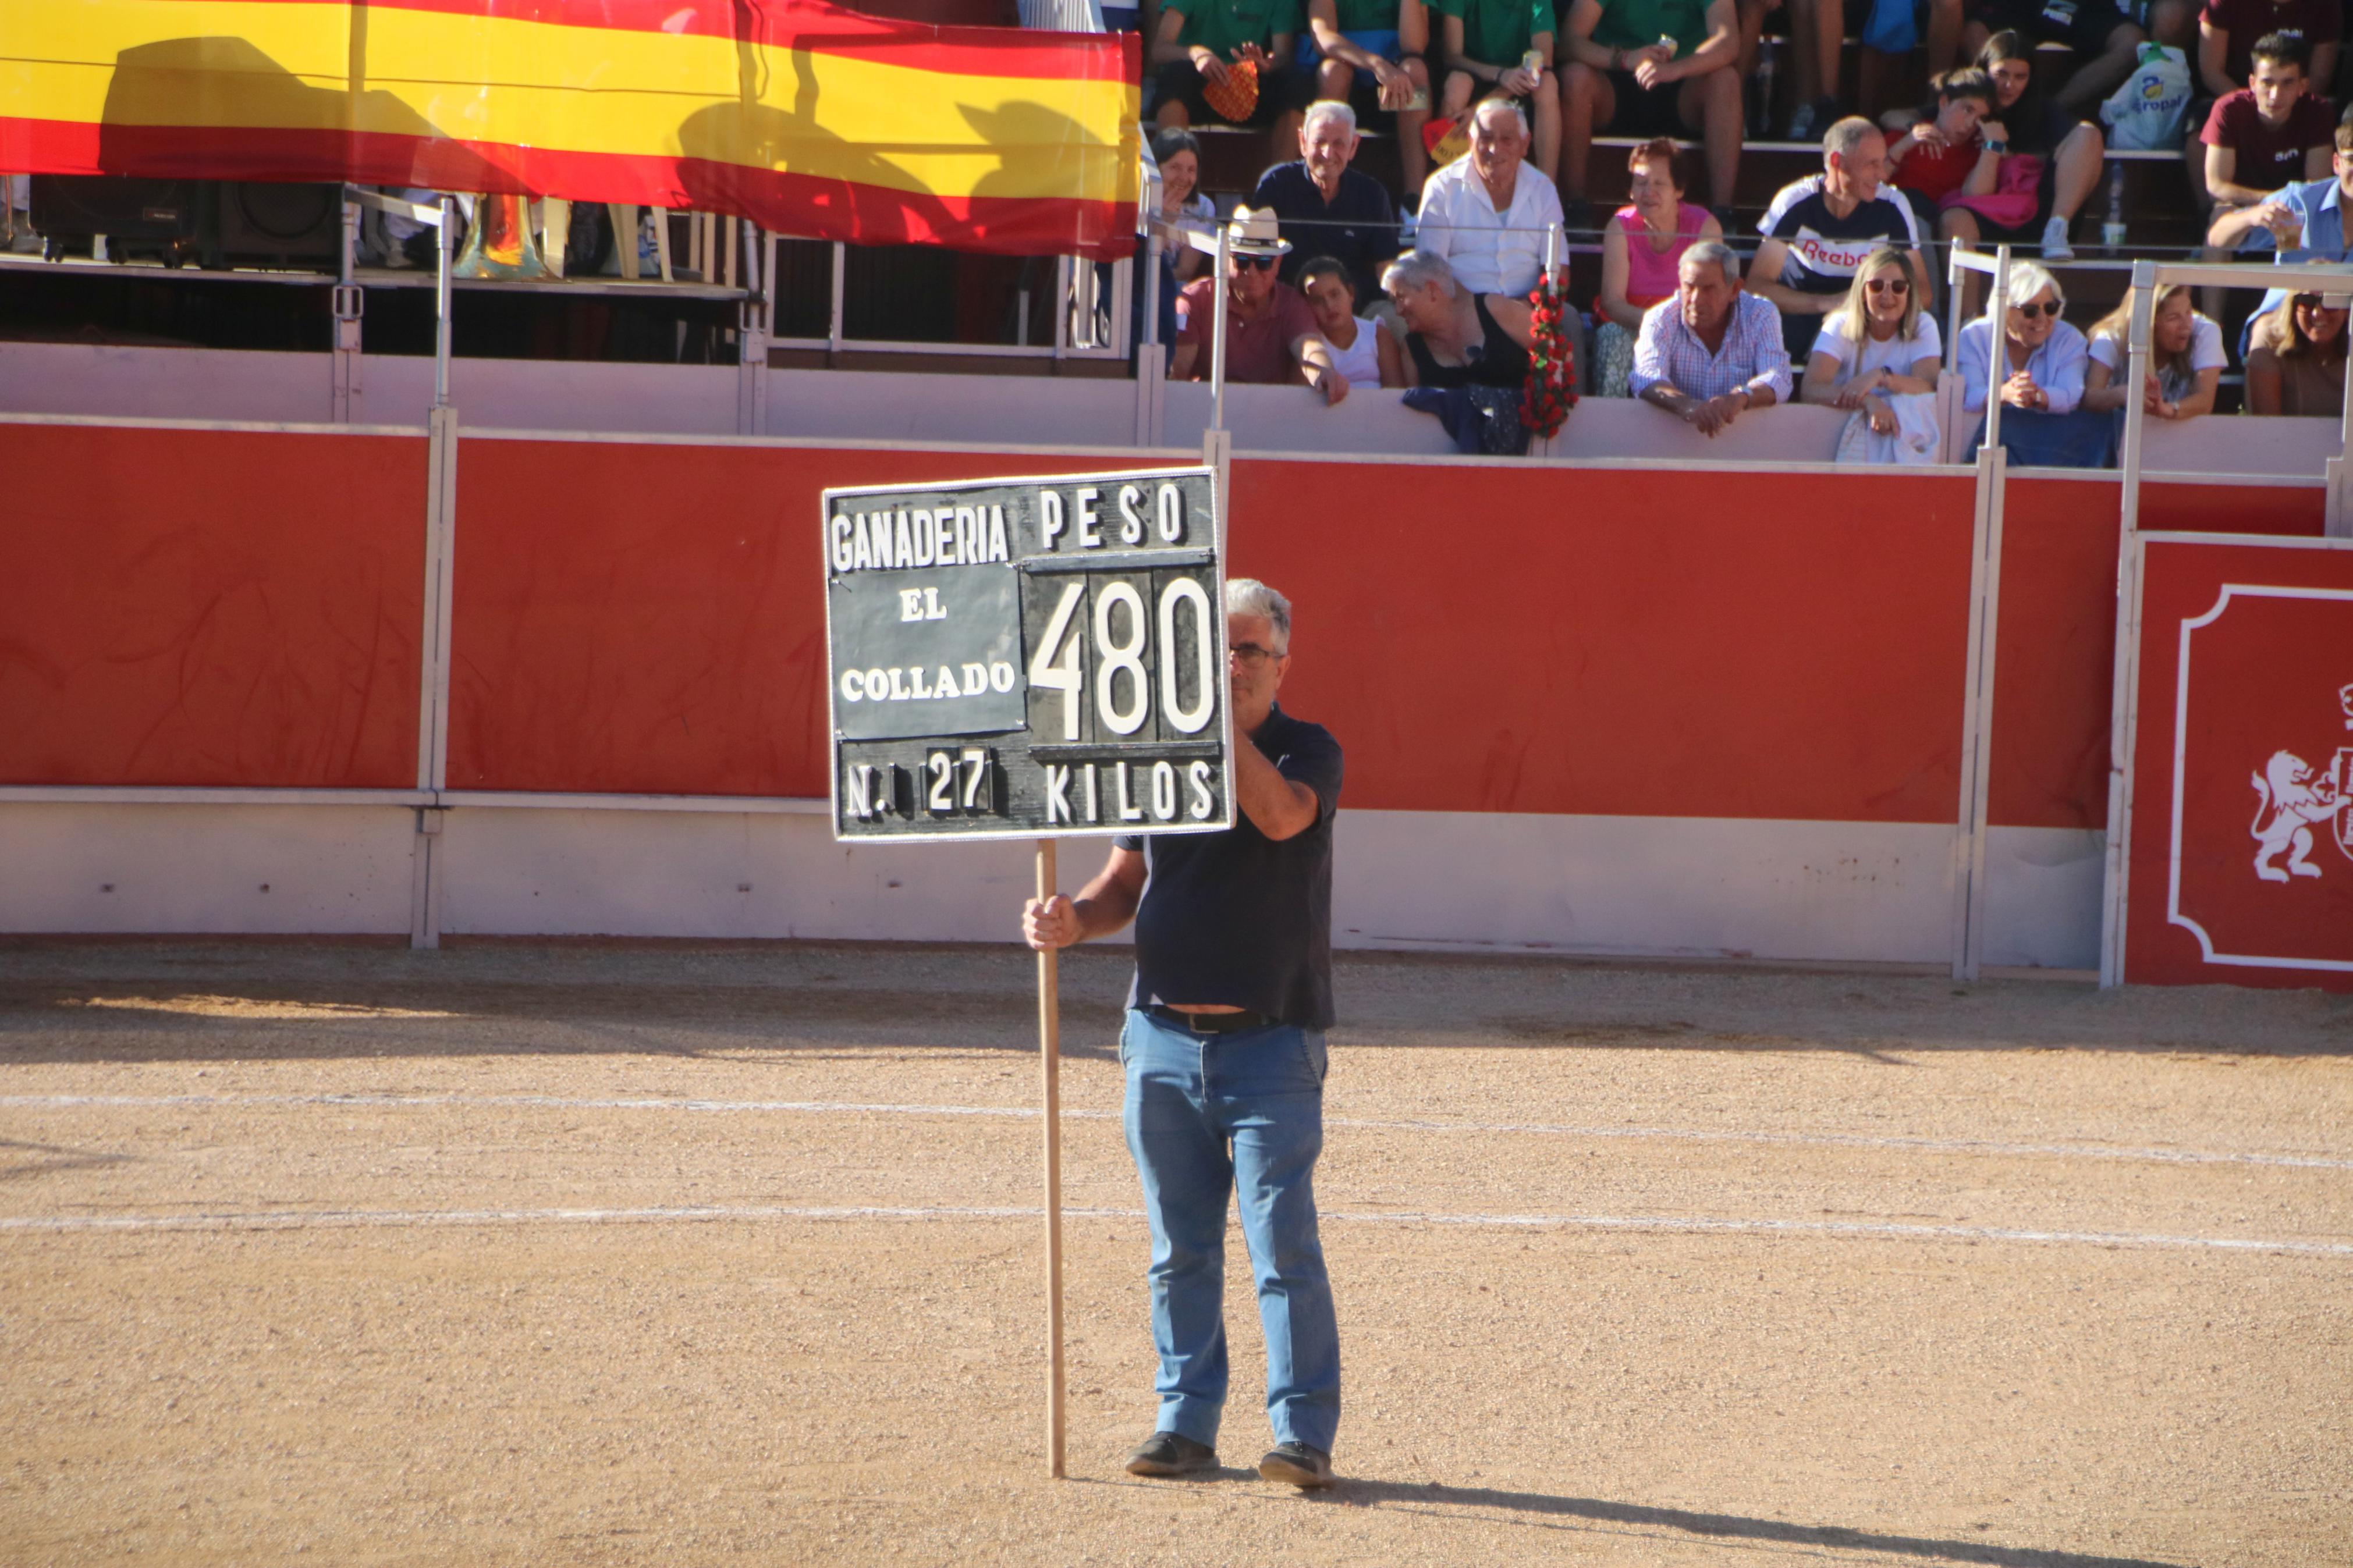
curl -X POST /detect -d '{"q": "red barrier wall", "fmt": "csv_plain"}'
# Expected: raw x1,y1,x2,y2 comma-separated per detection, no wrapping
2124,536,2353,990
2141,479,2326,537
447,441,1159,796
1229,461,1979,823
0,422,427,788
1988,478,2118,830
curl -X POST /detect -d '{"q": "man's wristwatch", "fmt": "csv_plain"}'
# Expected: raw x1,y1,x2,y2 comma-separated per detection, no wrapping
1983,139,2008,154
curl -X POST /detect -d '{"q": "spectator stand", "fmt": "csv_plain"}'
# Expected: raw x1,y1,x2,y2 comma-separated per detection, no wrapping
2097,256,2353,989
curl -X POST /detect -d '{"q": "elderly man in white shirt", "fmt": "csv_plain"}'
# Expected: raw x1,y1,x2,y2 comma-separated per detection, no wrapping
1413,97,1566,300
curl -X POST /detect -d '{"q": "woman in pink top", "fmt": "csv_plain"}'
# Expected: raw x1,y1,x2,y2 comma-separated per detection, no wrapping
1595,139,1721,397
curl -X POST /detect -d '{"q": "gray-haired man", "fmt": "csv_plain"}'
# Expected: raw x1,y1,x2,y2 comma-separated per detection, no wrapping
1251,100,1403,298
1751,116,1930,356
1021,578,1345,1489
1630,240,1793,435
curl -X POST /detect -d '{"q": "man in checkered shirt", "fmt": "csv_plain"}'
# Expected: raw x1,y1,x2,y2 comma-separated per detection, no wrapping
1628,239,1792,438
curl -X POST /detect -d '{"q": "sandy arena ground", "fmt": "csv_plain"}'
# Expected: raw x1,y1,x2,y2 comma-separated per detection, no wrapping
0,938,2348,1567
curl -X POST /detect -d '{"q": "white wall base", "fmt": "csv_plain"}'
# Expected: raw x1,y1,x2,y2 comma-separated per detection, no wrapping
1979,825,2106,972
0,802,420,934
0,802,2102,969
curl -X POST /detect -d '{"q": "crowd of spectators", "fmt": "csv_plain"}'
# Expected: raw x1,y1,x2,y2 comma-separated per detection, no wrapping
1124,0,2353,453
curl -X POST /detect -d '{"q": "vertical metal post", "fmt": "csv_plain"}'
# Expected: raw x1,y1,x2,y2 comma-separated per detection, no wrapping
411,403,459,950
828,241,847,357
1053,255,1072,360
1980,246,2010,460
1210,225,1232,433
434,195,454,410
2334,300,2353,537
2099,534,2148,987
739,225,771,437
1141,232,1163,349
1034,837,1066,1479
331,197,362,424
2116,260,2156,535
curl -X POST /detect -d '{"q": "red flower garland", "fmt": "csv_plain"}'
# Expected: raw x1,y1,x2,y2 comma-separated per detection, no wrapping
1521,273,1576,439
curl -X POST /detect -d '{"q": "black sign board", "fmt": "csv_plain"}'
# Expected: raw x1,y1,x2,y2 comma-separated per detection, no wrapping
824,467,1233,842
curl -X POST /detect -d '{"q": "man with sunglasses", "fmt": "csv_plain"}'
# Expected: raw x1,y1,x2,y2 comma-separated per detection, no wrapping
1021,578,1347,1490
1170,207,1353,404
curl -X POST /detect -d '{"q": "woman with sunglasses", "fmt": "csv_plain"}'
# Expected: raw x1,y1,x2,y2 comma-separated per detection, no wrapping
1955,258,2085,417
2082,284,2225,421
2245,289,2350,418
1799,247,1940,436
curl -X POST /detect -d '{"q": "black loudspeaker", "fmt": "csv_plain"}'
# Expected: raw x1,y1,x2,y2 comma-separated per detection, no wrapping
29,175,201,263
212,180,342,265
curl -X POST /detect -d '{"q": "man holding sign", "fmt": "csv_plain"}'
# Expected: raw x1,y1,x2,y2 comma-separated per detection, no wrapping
1021,578,1345,1489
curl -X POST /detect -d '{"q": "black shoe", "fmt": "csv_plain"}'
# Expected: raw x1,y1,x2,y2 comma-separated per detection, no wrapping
1258,1441,1335,1488
1710,203,1741,239
1126,1431,1218,1477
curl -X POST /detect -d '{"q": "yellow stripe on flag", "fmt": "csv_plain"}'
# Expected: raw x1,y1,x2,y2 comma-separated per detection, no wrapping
1,0,1137,206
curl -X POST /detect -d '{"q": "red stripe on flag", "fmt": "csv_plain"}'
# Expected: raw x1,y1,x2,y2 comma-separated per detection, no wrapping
0,116,1135,259
115,0,1141,79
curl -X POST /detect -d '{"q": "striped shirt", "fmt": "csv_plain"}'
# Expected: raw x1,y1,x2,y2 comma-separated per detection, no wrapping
1628,291,1794,404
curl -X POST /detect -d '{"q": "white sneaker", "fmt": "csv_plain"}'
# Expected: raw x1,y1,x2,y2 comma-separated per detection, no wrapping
2040,215,2074,262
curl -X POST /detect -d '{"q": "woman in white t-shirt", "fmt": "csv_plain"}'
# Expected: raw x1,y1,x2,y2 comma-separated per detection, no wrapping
1798,246,1942,436
1297,254,1400,391
2081,285,2226,420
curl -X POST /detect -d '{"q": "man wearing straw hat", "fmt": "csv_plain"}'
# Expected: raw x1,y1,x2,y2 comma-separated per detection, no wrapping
1021,577,1346,1490
1169,207,1353,403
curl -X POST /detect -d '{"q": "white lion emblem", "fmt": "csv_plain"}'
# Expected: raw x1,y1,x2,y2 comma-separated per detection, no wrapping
2250,750,2347,882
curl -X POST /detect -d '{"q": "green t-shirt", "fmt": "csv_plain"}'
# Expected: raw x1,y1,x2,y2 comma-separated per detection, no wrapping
1589,0,1710,58
1171,0,1305,56
1439,0,1554,65
1326,0,1400,32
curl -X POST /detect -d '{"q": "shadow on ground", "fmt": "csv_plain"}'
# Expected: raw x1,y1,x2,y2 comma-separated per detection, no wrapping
1090,1473,2189,1568
0,938,2345,1065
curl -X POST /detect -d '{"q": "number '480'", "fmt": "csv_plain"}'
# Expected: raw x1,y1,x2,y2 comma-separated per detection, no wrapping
1027,575,1218,741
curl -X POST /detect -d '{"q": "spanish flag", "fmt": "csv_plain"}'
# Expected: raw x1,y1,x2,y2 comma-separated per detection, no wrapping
0,0,1141,258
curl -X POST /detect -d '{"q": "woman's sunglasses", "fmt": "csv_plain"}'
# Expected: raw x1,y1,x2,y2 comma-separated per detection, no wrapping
1865,278,1910,296
2011,301,2060,319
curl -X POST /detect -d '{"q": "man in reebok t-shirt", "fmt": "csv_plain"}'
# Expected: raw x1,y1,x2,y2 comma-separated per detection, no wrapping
1750,117,1928,355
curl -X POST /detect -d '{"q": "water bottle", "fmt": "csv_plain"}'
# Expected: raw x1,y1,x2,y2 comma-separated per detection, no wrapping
1750,47,1776,139
2101,162,2127,253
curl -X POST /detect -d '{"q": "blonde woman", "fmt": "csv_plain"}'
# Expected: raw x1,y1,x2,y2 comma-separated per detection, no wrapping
1799,246,1941,436
2082,285,2225,420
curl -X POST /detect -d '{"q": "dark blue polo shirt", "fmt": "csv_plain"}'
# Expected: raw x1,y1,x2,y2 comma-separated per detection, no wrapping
1252,161,1401,301
1116,705,1343,1031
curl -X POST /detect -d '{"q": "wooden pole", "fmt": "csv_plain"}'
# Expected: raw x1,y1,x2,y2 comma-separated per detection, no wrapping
1035,837,1067,1478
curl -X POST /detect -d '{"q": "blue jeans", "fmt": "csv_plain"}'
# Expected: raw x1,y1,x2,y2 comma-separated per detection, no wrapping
1120,1008,1339,1452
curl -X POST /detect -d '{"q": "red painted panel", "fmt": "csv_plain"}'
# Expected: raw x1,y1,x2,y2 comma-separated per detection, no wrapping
2124,537,2353,990
2141,480,2326,536
1227,461,1978,823
0,422,427,788
1988,478,2119,830
448,441,1156,795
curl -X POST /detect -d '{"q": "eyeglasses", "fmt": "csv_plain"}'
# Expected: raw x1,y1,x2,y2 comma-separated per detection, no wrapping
2012,301,2061,319
1865,278,1910,296
1229,253,1279,272
1229,641,1284,666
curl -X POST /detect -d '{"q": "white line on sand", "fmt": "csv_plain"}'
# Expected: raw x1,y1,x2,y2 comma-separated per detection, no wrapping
5,1092,2346,1172
1,1203,2347,1257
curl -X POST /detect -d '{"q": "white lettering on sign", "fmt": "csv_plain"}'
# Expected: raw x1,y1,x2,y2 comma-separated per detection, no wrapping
1041,490,1065,548
897,586,949,623
1083,762,1099,822
1115,760,1143,822
836,506,1011,573
1157,483,1184,542
1045,763,1074,824
1076,486,1102,547
1188,760,1215,819
837,662,1014,704
1116,484,1146,545
1094,582,1149,736
1151,760,1177,820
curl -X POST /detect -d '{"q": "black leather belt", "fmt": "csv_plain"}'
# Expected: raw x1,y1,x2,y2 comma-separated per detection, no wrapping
1147,1005,1277,1034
